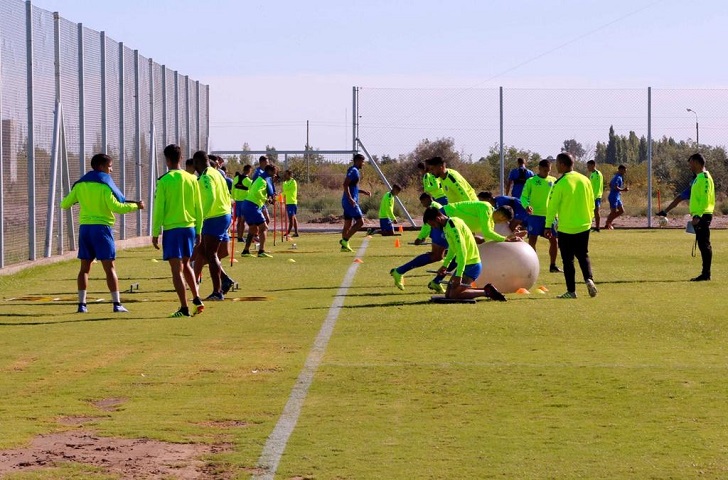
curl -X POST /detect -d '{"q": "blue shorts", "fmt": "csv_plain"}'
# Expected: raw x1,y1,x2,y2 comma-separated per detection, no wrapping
380,218,394,233
430,228,448,248
513,204,528,223
608,194,622,210
526,215,557,238
162,227,195,260
435,196,448,206
78,224,115,261
286,204,297,216
595,198,602,209
342,198,363,220
202,214,231,241
241,200,266,226
462,263,482,282
234,201,246,218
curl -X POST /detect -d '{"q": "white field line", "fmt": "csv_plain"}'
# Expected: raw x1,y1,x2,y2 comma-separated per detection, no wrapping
253,238,369,480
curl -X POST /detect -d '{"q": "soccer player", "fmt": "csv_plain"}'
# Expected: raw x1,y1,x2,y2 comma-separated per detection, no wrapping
377,184,402,236
282,170,299,237
60,153,143,313
520,159,561,273
442,200,517,244
586,160,604,232
656,153,715,281
604,164,629,229
252,156,274,223
423,207,506,301
506,157,535,198
232,165,253,242
425,156,477,203
340,153,371,252
417,162,447,205
545,152,597,299
479,192,528,232
152,144,205,317
192,150,232,300
185,159,196,175
240,164,277,258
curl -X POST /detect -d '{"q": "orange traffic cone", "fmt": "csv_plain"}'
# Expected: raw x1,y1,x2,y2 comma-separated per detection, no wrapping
398,225,404,234
394,238,401,248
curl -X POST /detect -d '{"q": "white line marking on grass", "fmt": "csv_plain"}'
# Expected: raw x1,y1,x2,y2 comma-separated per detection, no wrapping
253,238,369,480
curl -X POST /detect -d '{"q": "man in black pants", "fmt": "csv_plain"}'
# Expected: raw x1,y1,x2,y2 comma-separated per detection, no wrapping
545,153,597,298
657,153,715,281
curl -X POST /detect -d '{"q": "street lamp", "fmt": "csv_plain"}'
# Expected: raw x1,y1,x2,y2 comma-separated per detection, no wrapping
686,108,699,147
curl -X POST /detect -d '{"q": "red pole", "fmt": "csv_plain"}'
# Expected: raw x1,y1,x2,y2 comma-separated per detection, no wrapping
230,212,236,267
272,198,277,246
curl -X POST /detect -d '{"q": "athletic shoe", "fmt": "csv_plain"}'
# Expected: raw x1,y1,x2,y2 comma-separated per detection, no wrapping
549,265,563,273
427,280,446,294
340,239,353,252
292,233,300,237
113,304,129,313
258,251,273,258
366,228,375,236
192,300,205,315
77,303,88,313
390,269,405,290
591,227,600,233
483,283,507,302
586,279,598,297
236,237,244,242
557,291,578,299
205,292,224,301
221,276,235,294
690,274,711,282
241,250,252,257
169,308,191,318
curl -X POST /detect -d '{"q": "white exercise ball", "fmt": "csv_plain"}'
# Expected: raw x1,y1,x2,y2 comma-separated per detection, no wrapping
473,241,540,293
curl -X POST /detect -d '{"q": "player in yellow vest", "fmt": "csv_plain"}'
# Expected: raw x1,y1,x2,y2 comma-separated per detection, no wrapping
520,159,561,273
282,170,299,237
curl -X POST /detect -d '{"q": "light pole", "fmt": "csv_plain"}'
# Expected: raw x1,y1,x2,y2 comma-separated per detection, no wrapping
687,108,699,147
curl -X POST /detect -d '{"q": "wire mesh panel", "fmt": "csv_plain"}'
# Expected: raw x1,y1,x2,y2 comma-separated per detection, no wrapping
189,80,199,152
178,74,189,157
200,84,209,150
82,27,102,166
164,67,177,147
0,0,30,264
104,38,122,239
123,45,137,237
152,62,165,177
138,54,151,234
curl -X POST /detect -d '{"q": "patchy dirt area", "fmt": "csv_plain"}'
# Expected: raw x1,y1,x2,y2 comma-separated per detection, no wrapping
0,429,230,479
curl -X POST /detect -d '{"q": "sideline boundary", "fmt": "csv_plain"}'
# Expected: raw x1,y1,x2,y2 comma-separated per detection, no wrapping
253,238,369,479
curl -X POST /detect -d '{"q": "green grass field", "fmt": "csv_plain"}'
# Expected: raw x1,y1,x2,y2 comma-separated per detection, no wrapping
1,229,727,479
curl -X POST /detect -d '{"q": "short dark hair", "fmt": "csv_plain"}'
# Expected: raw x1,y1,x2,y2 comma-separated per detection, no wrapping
517,157,525,164
477,191,493,201
192,150,210,167
419,192,433,202
163,144,182,163
243,164,252,173
90,153,111,170
538,159,550,168
495,205,514,221
264,164,277,175
618,164,627,170
423,206,443,223
689,152,705,165
417,162,426,170
259,155,268,163
586,160,596,166
185,158,194,167
392,183,402,191
425,156,444,167
556,152,573,168
353,153,365,162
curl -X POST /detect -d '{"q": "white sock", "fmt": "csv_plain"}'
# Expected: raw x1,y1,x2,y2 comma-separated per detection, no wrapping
111,291,121,304
78,290,87,304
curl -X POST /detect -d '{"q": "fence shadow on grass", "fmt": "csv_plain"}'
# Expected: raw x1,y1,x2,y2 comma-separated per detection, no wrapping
0,316,127,326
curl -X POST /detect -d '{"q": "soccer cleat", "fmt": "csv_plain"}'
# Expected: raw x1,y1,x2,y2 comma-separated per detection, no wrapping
483,283,507,302
390,269,405,290
549,265,563,273
258,251,273,258
221,276,235,294
192,300,205,315
292,233,300,237
113,304,129,313
236,237,244,242
241,250,252,257
339,239,353,252
557,291,578,299
169,308,191,318
586,279,598,297
205,292,224,301
591,227,600,233
690,274,711,282
366,228,375,236
77,303,88,313
427,280,446,294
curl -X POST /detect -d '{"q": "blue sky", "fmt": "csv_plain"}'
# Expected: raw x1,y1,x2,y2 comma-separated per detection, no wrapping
29,0,728,157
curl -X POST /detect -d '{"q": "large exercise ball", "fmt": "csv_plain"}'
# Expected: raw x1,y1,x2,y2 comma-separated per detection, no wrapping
473,241,540,293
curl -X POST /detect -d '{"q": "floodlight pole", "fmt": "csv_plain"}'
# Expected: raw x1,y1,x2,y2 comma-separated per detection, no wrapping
687,108,699,147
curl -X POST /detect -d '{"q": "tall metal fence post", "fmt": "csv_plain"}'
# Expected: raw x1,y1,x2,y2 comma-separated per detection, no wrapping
352,87,358,153
161,65,167,147
499,86,504,195
100,31,107,154
45,11,61,257
78,22,85,174
118,42,126,239
134,49,142,236
196,80,201,150
174,71,179,146
148,58,155,235
205,85,210,150
185,75,190,157
0,32,4,268
647,87,653,228
26,0,37,260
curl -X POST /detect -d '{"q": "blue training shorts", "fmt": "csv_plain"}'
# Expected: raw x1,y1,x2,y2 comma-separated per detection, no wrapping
162,227,195,260
595,198,602,209
234,201,246,218
462,263,482,282
202,214,231,241
380,218,394,233
78,224,115,261
526,215,557,238
241,200,266,226
286,204,298,216
435,196,449,206
608,193,622,210
342,198,363,220
430,228,448,248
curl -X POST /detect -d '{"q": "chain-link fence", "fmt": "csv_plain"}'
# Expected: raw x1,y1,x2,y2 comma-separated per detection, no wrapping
0,0,209,268
357,87,728,226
